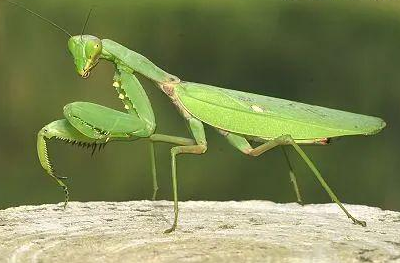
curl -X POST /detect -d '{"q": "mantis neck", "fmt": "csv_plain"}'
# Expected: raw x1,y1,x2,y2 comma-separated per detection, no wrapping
100,39,180,85
100,39,183,110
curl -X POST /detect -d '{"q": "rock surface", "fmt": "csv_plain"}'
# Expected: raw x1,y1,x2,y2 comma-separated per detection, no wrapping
0,201,399,262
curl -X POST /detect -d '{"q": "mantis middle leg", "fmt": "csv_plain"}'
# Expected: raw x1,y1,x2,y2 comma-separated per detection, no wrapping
224,132,366,227
149,134,196,201
150,118,207,233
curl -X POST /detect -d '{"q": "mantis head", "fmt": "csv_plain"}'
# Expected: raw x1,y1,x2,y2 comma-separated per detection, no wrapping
7,1,100,78
68,35,102,78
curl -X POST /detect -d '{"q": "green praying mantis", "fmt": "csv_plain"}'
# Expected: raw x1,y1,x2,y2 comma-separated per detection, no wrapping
8,1,386,233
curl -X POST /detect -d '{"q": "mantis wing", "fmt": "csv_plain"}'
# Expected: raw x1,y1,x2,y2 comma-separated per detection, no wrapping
175,82,386,140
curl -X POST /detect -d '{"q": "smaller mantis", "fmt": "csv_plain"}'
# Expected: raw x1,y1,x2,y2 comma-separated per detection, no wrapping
8,1,386,233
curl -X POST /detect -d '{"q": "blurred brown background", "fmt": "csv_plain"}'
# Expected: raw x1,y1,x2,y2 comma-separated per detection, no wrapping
0,0,398,211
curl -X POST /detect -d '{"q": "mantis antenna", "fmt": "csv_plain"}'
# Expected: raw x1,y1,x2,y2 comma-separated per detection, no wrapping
80,7,94,42
6,0,72,37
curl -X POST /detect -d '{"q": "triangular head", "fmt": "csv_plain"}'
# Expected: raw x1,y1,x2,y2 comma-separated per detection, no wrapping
68,35,102,78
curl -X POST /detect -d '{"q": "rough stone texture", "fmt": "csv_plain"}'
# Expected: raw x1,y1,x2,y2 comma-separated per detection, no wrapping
0,201,399,263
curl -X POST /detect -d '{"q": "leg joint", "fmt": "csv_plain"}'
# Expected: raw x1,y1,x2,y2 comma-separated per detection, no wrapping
278,134,294,144
247,149,259,157
171,144,207,156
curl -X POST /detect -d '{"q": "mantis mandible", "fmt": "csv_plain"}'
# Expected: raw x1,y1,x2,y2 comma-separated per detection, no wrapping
8,1,386,233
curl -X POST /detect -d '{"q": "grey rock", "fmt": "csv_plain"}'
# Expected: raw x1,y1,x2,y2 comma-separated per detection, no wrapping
0,201,399,262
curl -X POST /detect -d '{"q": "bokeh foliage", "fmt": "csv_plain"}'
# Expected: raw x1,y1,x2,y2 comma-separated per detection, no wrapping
0,0,398,210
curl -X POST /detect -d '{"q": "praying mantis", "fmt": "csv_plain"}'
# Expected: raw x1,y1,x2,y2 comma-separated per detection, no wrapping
8,1,386,233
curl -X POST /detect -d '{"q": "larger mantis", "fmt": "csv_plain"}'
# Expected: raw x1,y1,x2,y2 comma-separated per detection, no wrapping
9,1,386,233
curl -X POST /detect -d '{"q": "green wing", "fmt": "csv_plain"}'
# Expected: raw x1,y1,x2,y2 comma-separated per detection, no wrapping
175,82,386,140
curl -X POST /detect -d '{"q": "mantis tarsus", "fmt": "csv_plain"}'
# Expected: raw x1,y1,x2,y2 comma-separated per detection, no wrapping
9,1,386,233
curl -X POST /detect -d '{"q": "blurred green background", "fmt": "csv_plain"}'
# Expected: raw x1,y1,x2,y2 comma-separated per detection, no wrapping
0,0,398,211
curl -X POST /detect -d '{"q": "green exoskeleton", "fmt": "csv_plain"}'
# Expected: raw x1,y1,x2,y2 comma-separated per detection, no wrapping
9,1,386,233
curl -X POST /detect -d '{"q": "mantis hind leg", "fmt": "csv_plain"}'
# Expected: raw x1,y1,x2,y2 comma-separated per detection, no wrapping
224,132,366,227
281,146,303,205
223,132,302,204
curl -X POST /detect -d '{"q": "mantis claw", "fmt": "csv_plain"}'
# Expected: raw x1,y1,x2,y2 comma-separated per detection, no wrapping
151,188,158,201
62,185,69,209
351,217,367,227
358,221,367,227
55,175,68,180
163,224,177,234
